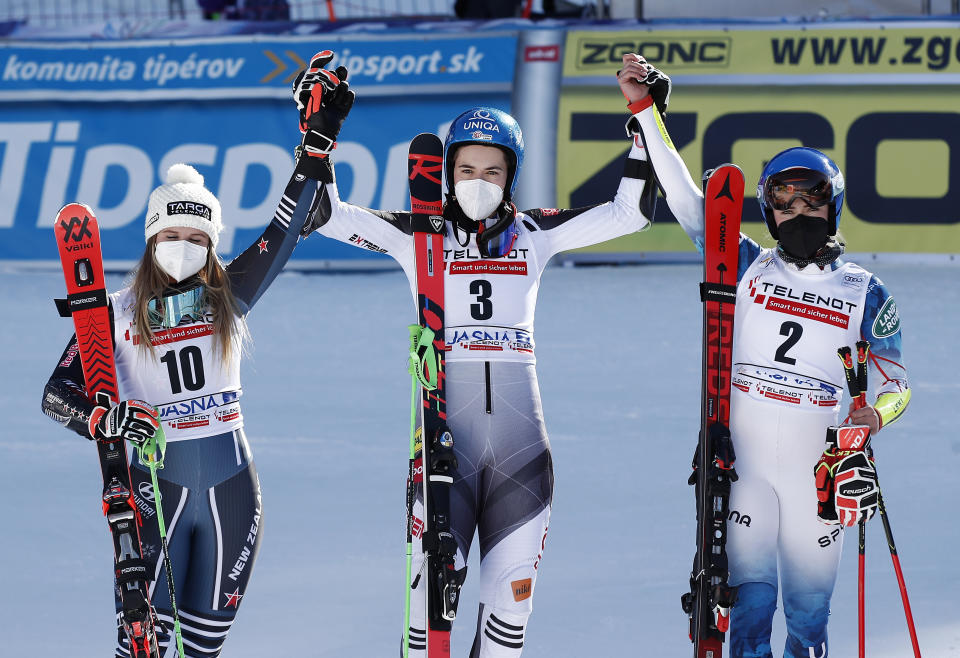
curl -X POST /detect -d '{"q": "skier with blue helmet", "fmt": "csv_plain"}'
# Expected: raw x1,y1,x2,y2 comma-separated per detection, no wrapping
629,57,912,658
290,50,687,656
756,146,847,266
442,106,526,259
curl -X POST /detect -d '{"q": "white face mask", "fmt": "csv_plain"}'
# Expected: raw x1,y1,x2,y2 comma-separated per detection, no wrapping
454,179,504,222
154,240,208,282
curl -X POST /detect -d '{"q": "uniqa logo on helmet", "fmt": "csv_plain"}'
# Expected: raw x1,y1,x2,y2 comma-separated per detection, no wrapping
463,119,501,133
462,109,502,134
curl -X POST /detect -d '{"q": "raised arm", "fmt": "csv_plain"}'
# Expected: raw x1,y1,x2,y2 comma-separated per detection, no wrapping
226,162,329,314
626,55,763,279
525,55,660,257
288,50,415,265
226,51,359,313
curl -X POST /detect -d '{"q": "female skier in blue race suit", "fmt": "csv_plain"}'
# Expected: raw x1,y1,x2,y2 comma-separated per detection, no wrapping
628,54,912,658
42,67,354,657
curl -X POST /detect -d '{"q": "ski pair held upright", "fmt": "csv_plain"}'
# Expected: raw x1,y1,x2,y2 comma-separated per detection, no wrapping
683,165,744,658
404,133,467,658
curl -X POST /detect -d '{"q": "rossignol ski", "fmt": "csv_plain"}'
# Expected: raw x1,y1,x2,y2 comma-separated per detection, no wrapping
54,203,161,658
681,165,744,658
404,133,466,658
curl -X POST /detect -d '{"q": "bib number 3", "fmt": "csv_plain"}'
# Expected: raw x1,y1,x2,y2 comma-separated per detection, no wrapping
469,279,493,320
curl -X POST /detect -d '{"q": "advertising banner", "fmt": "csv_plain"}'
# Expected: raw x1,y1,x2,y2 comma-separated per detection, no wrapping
559,25,960,255
0,33,517,99
0,33,516,265
563,23,960,82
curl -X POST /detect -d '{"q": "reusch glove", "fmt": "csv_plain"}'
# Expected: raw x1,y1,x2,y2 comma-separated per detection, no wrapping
292,50,355,159
832,450,879,526
88,392,161,447
814,424,878,526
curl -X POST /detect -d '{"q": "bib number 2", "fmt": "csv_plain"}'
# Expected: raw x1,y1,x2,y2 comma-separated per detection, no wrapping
774,321,803,365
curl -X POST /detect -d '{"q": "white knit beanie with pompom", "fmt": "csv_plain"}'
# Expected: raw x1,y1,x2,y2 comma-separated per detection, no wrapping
144,163,223,248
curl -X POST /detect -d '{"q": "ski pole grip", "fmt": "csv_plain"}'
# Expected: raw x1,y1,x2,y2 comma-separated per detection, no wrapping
838,346,860,400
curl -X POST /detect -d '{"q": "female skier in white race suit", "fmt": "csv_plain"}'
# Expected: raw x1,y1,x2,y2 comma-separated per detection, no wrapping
628,55,912,658
290,51,679,656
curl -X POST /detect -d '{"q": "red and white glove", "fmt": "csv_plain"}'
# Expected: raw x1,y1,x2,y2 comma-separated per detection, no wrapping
815,424,879,526
292,50,355,159
88,393,160,446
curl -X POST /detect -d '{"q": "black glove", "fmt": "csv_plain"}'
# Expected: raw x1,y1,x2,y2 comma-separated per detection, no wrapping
292,50,355,159
87,392,160,446
641,67,671,116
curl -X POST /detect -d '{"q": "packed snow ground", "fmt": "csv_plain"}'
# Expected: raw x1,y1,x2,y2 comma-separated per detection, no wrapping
1,262,957,657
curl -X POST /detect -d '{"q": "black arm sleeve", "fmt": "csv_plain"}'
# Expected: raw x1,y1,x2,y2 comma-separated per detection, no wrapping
226,157,332,314
42,334,96,438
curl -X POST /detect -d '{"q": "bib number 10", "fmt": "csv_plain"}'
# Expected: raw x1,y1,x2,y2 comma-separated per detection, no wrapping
160,346,206,394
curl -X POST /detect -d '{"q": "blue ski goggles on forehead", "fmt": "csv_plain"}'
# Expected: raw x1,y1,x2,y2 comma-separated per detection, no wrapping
476,218,518,259
148,286,207,328
763,167,833,211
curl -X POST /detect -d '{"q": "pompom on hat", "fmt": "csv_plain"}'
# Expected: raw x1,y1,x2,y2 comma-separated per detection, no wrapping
145,164,223,248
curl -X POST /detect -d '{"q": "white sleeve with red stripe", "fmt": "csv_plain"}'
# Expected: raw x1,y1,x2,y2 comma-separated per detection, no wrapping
314,180,415,267
533,140,651,258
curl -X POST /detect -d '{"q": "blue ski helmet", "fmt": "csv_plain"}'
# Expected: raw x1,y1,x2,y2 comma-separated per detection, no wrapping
444,107,524,199
757,147,845,239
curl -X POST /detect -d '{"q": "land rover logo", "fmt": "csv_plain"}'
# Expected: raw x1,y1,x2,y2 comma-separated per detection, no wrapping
872,297,900,338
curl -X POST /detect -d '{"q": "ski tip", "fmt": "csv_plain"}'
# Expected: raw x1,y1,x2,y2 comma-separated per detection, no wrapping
409,133,443,154
55,202,96,223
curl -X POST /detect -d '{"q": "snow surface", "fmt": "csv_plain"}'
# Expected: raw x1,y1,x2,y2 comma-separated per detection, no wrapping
1,262,958,657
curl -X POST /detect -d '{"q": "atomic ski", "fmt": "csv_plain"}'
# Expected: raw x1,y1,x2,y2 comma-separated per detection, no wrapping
681,165,744,658
405,133,465,658
54,203,161,658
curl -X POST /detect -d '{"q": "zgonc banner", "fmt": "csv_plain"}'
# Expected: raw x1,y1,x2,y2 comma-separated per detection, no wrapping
559,23,960,255
0,32,516,265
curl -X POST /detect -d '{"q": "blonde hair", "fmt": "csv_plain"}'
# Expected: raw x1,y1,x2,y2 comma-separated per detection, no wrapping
131,236,247,364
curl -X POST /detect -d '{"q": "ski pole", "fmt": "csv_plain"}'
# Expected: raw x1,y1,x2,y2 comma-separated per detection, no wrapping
838,345,866,658
844,342,921,657
877,490,922,657
403,325,424,658
138,424,184,658
853,341,871,658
